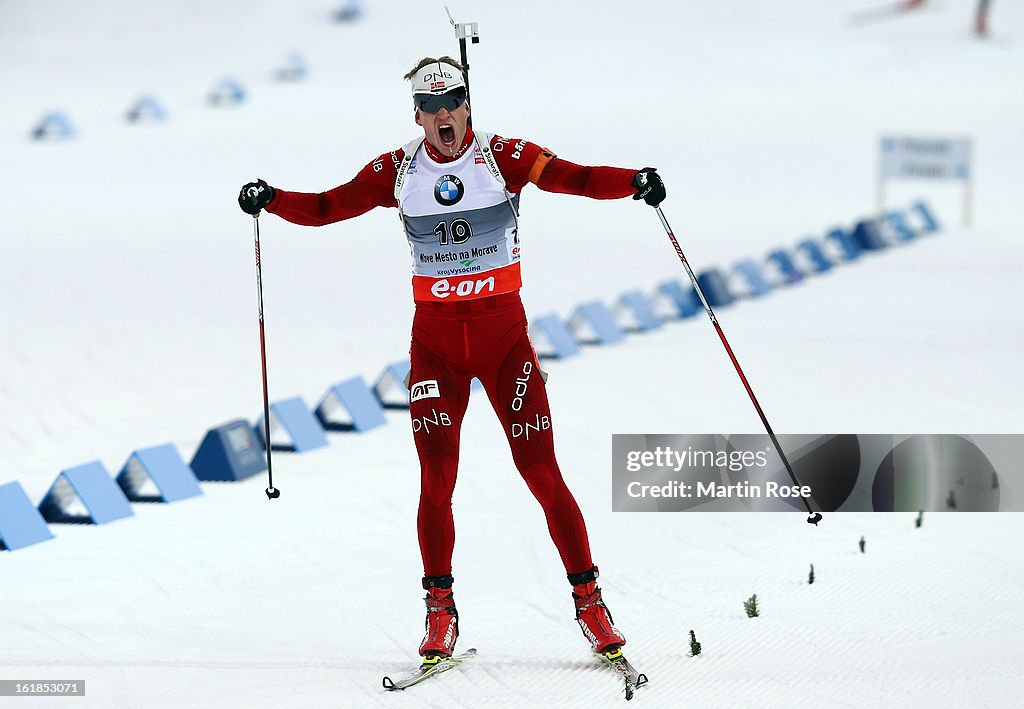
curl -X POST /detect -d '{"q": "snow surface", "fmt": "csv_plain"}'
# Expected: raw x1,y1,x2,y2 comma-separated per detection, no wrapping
2,1,1023,707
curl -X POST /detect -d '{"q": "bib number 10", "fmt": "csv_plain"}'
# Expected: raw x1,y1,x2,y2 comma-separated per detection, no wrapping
434,218,473,246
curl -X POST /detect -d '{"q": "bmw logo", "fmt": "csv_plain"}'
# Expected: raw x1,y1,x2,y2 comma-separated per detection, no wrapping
434,174,464,206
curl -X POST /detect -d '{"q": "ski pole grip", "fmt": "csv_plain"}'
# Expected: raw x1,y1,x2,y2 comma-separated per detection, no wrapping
247,186,261,218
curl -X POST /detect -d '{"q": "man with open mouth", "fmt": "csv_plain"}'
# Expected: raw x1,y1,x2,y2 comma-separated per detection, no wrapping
238,56,666,663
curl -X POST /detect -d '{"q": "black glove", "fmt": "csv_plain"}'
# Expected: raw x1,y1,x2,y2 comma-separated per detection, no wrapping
238,179,276,215
631,168,665,207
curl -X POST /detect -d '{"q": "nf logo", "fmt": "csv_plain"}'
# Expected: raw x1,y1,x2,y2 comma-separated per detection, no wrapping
410,379,440,402
434,175,464,206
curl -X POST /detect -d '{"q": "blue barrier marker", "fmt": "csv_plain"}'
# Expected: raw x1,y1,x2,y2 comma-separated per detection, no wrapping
208,78,247,106
732,259,773,296
883,210,917,242
826,227,861,261
0,482,54,550
658,280,699,318
911,201,941,233
797,239,833,273
117,444,202,503
125,95,168,123
569,301,626,345
766,249,804,285
374,360,411,408
334,0,365,22
852,219,888,251
191,419,267,481
695,269,735,307
316,376,387,432
255,396,329,453
274,52,309,81
31,112,75,140
38,461,134,525
618,291,663,331
530,314,580,359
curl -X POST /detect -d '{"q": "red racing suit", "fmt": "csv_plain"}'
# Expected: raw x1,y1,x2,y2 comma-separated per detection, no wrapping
267,129,636,578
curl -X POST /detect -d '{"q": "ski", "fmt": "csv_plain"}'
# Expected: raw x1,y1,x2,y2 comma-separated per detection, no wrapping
595,648,648,701
848,1,938,26
382,648,477,691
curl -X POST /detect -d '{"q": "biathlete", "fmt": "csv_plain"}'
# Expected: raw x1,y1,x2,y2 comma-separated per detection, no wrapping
238,56,666,660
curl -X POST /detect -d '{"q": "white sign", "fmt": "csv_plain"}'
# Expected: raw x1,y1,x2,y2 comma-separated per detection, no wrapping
880,136,971,180
877,135,973,226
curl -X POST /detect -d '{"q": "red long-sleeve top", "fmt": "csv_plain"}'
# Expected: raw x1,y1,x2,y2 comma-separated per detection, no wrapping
266,129,637,226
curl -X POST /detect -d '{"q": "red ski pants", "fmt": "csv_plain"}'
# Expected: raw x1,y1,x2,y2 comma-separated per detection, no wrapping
408,292,594,578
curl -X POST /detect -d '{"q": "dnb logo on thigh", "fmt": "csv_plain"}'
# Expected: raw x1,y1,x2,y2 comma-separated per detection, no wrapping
412,408,451,434
434,174,464,206
511,415,550,440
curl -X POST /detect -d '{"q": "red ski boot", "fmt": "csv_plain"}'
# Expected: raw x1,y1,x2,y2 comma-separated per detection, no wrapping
418,575,459,658
569,567,626,654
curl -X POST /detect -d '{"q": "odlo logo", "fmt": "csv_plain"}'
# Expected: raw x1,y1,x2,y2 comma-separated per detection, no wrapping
434,174,464,206
511,361,532,412
410,379,440,402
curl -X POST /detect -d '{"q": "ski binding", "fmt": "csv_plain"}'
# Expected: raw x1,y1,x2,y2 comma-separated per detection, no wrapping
382,648,478,691
596,648,649,701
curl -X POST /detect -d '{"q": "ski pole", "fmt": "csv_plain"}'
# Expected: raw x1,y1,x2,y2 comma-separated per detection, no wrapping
249,197,280,501
654,206,822,526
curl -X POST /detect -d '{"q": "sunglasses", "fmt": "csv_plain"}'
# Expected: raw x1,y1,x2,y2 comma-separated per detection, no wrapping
414,89,467,114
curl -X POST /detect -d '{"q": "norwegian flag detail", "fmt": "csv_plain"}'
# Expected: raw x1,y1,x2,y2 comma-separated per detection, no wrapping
430,81,446,91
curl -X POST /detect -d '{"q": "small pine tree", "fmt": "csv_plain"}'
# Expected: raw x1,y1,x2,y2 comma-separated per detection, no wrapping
689,629,702,656
808,564,815,584
992,473,999,490
946,489,957,509
859,536,865,553
915,510,924,528
744,594,759,618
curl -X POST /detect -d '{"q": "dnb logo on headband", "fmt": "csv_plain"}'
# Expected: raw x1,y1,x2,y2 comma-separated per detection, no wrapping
434,174,464,206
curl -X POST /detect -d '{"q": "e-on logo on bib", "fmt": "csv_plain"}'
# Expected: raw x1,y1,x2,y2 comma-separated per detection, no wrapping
434,175,464,206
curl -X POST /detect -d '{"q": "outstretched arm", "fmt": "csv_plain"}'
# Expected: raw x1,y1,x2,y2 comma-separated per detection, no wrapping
239,150,402,226
534,157,637,200
489,135,664,205
267,177,397,226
